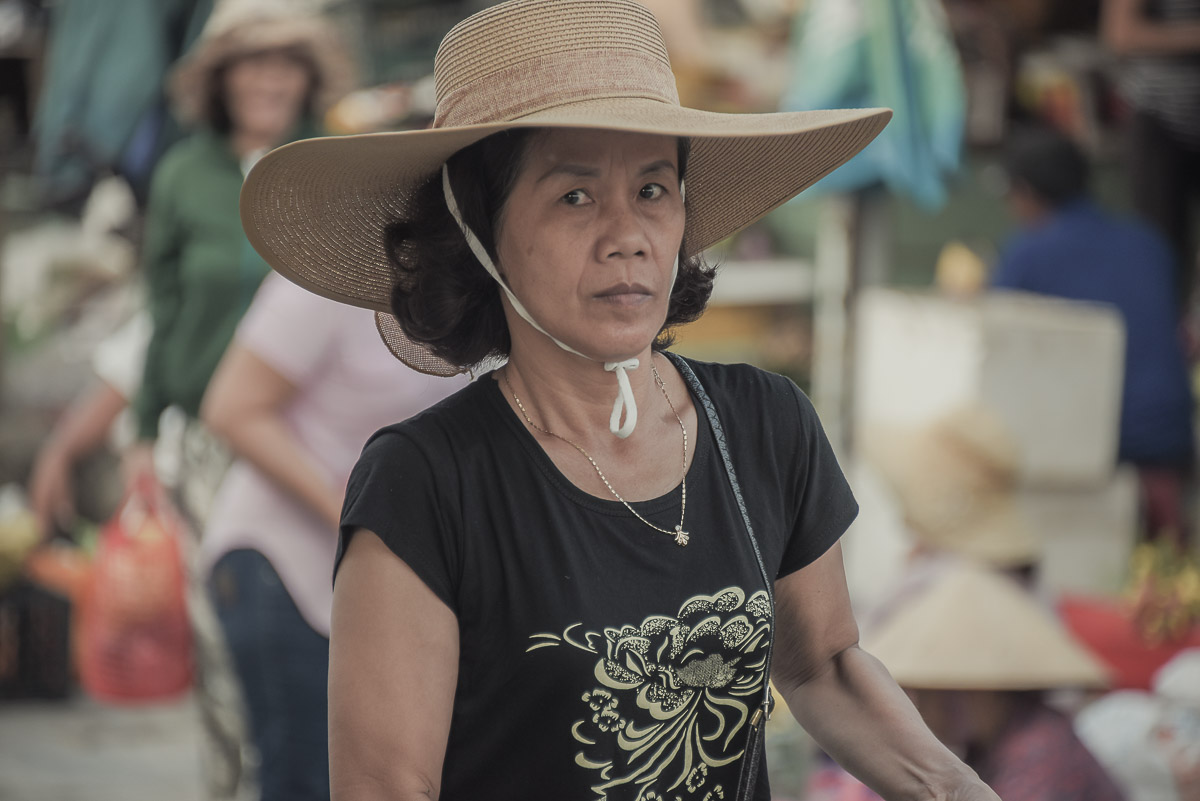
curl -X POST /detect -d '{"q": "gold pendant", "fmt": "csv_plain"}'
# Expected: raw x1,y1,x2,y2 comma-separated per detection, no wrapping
674,526,689,546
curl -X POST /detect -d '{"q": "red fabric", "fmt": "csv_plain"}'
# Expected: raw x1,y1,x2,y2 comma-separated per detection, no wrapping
1059,596,1200,690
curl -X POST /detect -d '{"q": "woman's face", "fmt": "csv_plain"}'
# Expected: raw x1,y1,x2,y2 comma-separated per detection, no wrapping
494,129,685,362
224,49,311,142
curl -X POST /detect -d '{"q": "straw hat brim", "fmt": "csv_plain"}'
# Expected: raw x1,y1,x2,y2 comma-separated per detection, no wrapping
240,100,891,314
863,562,1110,691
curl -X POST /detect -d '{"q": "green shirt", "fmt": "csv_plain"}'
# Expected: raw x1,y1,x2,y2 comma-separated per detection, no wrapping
133,131,269,439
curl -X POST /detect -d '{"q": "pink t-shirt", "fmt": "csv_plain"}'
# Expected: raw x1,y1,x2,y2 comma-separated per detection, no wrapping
200,273,468,635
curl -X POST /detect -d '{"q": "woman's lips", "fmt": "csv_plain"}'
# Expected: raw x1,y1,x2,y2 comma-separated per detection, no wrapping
595,282,652,303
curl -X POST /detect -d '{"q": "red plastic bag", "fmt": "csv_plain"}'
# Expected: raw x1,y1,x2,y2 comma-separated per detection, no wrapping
77,480,192,702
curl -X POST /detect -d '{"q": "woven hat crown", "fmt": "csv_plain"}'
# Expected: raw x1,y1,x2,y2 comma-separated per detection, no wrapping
432,0,679,128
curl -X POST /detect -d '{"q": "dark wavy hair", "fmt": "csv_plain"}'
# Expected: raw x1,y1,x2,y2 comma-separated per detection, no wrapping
384,129,715,369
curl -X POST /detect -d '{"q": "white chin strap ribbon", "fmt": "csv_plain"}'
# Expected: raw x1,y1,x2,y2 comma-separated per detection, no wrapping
442,166,679,439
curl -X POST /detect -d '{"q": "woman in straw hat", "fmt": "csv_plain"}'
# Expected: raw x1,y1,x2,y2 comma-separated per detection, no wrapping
861,407,1041,579
242,1,1000,799
816,561,1124,801
127,0,354,495
123,3,353,800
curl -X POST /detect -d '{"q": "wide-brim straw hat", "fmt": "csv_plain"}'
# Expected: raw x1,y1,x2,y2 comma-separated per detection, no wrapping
862,407,1040,568
170,0,356,125
239,0,891,376
863,561,1109,690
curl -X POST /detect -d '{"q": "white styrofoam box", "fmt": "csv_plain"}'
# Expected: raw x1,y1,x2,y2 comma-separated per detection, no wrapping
1020,466,1140,598
854,288,1126,488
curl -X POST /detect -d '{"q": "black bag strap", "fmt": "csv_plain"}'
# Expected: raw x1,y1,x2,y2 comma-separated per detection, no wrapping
664,352,774,799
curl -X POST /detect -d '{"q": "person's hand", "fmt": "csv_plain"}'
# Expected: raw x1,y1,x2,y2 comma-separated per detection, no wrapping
29,441,75,538
121,442,158,488
1170,748,1200,801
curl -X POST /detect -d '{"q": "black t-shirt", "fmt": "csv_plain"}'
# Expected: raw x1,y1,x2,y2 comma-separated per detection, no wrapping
337,356,858,801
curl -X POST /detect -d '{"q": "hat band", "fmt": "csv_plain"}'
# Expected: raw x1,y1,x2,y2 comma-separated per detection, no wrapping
434,49,680,128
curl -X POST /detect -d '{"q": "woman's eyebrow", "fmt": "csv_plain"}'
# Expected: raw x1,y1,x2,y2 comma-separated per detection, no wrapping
535,159,678,184
535,163,599,183
639,159,677,176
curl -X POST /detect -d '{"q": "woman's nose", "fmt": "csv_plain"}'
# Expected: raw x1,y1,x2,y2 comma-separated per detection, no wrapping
598,198,650,260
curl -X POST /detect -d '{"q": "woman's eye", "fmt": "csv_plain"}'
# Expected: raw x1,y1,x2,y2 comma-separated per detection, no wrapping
562,189,591,206
640,183,667,200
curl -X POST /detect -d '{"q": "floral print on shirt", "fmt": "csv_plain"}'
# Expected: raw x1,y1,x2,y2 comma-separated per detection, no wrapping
527,587,771,800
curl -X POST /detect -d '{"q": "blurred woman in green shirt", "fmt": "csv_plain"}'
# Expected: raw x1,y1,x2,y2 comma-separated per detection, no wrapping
127,3,352,514
124,4,353,798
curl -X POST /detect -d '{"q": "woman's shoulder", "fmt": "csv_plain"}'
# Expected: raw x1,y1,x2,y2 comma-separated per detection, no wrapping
150,131,232,192
677,355,825,452
356,376,499,465
244,271,358,330
678,355,804,410
159,131,225,170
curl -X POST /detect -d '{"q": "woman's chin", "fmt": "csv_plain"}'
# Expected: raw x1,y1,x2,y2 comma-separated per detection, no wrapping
568,324,664,364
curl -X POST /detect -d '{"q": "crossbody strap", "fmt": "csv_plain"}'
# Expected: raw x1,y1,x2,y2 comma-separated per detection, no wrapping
665,352,775,709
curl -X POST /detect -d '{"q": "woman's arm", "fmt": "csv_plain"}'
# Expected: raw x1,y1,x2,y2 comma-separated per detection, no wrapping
1102,0,1200,55
772,543,1000,801
30,381,128,535
201,343,344,529
330,529,459,800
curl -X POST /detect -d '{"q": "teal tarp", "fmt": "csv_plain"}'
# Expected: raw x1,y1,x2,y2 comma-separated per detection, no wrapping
32,0,212,203
783,0,966,211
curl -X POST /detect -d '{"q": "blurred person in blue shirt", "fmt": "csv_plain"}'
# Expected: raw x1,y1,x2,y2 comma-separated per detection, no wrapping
992,127,1195,545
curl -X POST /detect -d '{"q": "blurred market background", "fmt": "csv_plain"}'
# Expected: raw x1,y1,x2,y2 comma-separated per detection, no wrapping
1,0,1200,800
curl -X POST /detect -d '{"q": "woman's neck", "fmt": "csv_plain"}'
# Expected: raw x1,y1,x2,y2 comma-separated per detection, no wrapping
499,326,697,504
230,128,290,160
503,340,659,449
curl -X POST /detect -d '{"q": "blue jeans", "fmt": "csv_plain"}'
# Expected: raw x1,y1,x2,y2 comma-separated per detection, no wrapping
209,549,330,801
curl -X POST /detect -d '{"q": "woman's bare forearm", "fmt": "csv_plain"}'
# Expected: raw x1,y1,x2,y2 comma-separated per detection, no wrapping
209,409,344,529
778,645,999,801
202,345,344,529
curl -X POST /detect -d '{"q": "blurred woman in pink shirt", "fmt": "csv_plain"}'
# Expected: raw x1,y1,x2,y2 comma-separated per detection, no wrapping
199,272,465,801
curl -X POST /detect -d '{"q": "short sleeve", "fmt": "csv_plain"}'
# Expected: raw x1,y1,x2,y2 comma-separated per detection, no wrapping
236,272,345,385
92,312,152,400
777,382,859,578
335,428,462,613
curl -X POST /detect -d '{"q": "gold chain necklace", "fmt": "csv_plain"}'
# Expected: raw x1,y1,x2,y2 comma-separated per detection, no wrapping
503,361,690,546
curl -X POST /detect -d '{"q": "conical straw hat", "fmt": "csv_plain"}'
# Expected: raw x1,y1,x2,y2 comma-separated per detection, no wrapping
863,562,1109,690
239,0,891,375
862,406,1040,568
